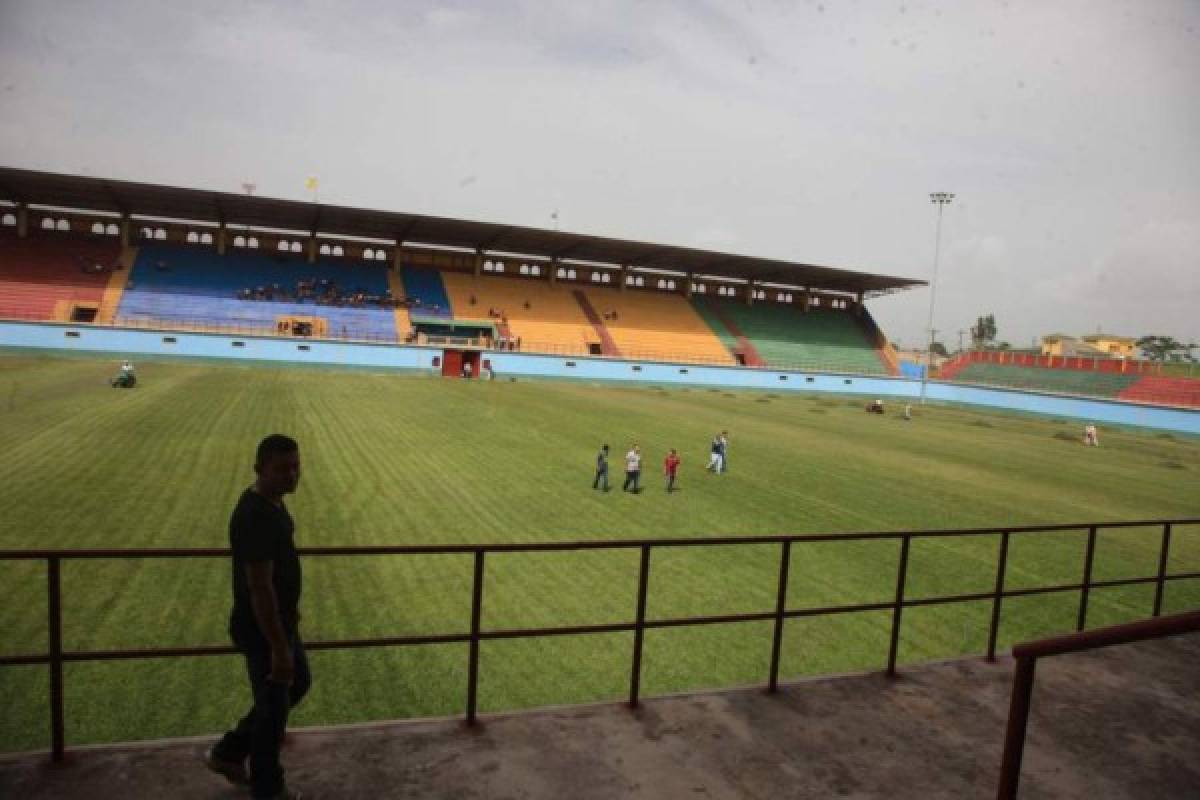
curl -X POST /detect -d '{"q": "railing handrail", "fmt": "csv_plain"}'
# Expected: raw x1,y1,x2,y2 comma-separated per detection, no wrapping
996,606,1200,797
3,517,1197,765
2,517,1198,560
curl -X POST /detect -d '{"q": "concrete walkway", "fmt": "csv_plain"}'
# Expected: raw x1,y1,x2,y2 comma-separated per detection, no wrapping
2,633,1197,799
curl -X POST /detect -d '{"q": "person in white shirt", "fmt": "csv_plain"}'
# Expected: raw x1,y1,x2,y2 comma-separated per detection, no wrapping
1083,424,1099,447
622,444,642,493
707,433,723,473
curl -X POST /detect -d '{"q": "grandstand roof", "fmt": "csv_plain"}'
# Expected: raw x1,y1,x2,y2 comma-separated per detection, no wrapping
0,166,924,295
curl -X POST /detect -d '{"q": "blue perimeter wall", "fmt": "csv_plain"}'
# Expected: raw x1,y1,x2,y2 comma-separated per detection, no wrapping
3,320,1198,435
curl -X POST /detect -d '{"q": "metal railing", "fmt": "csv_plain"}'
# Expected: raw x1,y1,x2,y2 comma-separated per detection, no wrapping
996,609,1200,799
1,518,1196,763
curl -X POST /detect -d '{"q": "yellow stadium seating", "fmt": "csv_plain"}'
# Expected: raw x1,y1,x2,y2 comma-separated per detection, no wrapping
441,272,599,355
583,287,736,365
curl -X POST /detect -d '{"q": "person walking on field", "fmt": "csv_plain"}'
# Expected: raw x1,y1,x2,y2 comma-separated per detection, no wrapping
718,430,729,474
206,435,309,800
706,432,723,473
664,448,681,492
623,444,642,493
593,444,611,491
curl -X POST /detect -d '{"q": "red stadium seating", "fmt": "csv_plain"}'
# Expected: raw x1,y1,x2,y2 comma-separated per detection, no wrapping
0,231,119,321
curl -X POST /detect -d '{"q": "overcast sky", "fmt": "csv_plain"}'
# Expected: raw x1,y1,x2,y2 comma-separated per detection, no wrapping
1,0,1197,348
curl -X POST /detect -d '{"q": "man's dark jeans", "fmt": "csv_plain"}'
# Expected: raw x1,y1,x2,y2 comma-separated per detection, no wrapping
623,470,640,492
593,467,609,490
213,633,311,798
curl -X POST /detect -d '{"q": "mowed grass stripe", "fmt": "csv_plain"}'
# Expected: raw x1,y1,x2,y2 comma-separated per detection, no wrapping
0,352,1196,753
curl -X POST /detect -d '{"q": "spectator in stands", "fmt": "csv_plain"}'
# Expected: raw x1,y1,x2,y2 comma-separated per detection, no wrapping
206,435,309,800
593,444,610,491
462,361,472,379
1084,424,1100,447
623,444,642,493
707,433,724,473
523,300,531,310
664,448,681,492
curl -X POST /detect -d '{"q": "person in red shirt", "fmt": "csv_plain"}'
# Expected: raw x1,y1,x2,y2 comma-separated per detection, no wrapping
664,448,681,493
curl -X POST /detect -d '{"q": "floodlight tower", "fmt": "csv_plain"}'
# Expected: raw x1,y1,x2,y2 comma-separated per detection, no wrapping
921,192,954,404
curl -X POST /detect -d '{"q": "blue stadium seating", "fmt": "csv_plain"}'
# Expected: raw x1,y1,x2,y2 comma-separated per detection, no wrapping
117,245,399,340
398,266,452,317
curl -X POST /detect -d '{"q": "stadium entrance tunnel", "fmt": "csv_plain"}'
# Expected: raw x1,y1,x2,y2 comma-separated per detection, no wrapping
441,349,481,378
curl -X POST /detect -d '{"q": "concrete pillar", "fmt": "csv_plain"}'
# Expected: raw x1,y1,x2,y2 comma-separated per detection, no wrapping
801,290,810,313
393,245,403,273
16,203,28,238
474,249,483,277
216,223,227,255
746,281,755,306
619,265,628,292
685,272,694,299
307,234,317,264
119,213,130,247
549,258,558,285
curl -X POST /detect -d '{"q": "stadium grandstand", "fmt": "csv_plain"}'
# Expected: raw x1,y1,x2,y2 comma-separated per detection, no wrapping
939,350,1200,408
0,166,919,374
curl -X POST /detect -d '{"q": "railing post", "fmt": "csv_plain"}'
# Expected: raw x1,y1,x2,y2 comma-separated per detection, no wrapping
48,556,65,763
886,535,911,677
987,532,1010,661
1076,526,1098,632
1152,523,1172,617
996,655,1038,800
767,540,792,692
629,545,651,708
465,549,485,725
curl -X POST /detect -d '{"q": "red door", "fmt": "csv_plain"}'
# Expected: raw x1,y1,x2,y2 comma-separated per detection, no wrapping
442,350,463,377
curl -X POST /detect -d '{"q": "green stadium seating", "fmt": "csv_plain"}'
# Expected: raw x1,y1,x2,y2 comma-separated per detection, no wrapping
694,300,886,374
952,363,1140,397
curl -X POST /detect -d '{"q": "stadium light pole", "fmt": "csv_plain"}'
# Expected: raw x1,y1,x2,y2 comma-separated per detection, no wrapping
921,192,954,404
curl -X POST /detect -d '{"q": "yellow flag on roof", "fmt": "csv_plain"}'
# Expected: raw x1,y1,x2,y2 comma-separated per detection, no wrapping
305,176,319,191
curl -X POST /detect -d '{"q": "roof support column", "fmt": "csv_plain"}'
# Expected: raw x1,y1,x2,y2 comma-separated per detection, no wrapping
801,289,810,313
307,233,317,264
549,258,558,285
216,223,227,255
393,245,403,273
474,249,483,277
746,281,755,306
117,213,130,247
16,203,28,238
619,265,628,292
855,291,864,316
685,272,693,299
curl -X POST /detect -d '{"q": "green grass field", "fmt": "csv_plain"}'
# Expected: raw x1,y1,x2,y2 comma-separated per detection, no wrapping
1,351,1198,754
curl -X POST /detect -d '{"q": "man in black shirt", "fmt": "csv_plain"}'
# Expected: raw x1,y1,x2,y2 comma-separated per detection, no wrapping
593,444,610,491
206,434,309,800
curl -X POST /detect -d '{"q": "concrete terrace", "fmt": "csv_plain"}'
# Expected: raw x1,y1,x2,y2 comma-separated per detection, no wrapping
2,633,1197,799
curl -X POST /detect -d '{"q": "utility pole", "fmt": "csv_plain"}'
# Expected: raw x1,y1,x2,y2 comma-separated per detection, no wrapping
921,192,954,403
